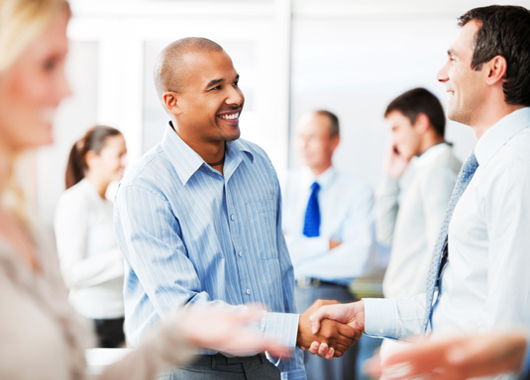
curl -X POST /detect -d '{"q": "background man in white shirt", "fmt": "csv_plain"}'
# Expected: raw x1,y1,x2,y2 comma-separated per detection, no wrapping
376,88,461,360
377,88,461,299
282,110,375,380
306,5,530,374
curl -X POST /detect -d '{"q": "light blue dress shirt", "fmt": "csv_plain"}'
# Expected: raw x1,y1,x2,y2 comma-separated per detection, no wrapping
114,123,305,379
282,166,375,285
363,108,530,345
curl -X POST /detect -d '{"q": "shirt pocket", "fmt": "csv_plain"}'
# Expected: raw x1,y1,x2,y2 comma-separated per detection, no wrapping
245,199,278,260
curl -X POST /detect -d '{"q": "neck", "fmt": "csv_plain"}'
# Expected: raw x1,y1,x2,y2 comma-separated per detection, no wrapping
470,100,524,140
85,173,110,200
419,133,445,155
172,123,226,166
309,162,332,177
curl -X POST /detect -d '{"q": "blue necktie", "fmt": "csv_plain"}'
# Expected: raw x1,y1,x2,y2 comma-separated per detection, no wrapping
303,182,321,237
423,152,479,332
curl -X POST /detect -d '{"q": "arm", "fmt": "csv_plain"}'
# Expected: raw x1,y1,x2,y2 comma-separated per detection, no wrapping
55,191,123,289
293,187,375,283
98,306,292,380
364,331,529,380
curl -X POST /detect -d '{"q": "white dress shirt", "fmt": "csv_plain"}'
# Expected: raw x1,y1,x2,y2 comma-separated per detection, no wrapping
282,166,375,286
377,143,461,298
364,107,530,341
55,178,124,319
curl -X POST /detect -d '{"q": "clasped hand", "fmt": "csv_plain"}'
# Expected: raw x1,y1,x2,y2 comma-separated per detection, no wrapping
300,300,365,360
297,300,362,359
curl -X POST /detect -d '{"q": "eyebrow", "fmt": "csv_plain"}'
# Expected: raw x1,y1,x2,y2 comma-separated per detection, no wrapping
205,74,240,89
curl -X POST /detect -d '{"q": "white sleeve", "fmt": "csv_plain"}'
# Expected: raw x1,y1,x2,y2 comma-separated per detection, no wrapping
54,191,123,289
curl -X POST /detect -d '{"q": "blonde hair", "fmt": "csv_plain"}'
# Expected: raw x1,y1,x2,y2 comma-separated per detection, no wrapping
0,0,70,221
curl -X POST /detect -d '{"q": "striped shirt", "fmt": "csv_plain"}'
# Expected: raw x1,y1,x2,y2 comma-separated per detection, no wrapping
114,123,305,379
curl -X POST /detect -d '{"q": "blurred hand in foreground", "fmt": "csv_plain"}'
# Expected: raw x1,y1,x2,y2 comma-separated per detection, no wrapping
298,300,361,358
179,304,292,358
364,331,528,380
306,300,365,359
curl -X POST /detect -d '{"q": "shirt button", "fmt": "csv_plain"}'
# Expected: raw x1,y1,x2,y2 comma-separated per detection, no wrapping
246,289,250,295
231,215,235,221
238,251,242,257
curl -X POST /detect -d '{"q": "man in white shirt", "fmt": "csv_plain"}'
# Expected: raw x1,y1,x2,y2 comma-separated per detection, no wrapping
377,88,461,299
306,5,530,370
282,110,375,380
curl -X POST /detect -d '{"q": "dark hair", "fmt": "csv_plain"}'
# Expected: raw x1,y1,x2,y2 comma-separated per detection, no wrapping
314,110,340,137
65,125,122,189
458,5,530,107
384,88,446,137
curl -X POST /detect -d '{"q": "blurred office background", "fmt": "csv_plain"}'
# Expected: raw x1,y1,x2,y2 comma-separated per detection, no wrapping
29,0,529,227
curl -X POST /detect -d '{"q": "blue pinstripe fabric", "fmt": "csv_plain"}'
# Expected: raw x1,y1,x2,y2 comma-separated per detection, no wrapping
114,124,305,379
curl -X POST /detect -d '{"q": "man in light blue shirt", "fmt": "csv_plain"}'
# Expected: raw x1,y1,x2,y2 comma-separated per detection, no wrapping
306,5,530,378
114,37,357,380
282,110,375,380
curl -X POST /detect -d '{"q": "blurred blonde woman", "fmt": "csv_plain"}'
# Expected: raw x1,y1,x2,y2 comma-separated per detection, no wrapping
0,1,288,379
55,126,127,348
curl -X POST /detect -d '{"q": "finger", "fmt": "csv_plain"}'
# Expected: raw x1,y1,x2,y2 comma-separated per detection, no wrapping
325,347,335,360
308,306,331,334
337,323,358,339
335,334,354,347
334,349,344,358
300,346,306,351
308,341,320,355
333,343,350,354
317,343,329,358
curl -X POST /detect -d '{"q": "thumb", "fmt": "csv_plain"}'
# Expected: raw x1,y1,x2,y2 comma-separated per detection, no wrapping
308,306,329,334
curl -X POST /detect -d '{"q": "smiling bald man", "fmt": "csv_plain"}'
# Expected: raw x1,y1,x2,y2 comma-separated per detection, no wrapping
113,37,358,380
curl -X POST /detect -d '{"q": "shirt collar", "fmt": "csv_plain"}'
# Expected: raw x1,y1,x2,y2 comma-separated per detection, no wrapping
301,166,337,190
474,107,530,168
160,122,254,185
414,142,452,169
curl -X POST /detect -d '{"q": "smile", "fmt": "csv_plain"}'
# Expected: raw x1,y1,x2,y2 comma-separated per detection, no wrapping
218,112,240,120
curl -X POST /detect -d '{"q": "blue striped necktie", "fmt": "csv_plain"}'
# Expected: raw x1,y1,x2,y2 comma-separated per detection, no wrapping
423,152,479,332
303,182,321,237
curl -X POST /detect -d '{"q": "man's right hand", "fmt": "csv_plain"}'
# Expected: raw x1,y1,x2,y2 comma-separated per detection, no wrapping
307,300,365,359
297,300,360,358
386,144,410,180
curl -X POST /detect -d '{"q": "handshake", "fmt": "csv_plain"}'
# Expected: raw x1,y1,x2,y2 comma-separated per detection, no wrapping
297,299,365,360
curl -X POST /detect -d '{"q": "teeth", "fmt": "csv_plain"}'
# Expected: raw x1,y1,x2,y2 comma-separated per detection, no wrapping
219,112,240,120
448,91,454,97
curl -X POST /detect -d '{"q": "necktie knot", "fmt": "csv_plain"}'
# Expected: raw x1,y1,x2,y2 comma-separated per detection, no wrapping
311,182,320,192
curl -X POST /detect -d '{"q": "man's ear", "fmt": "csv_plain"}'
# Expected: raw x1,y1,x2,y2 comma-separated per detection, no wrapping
414,113,430,134
330,134,341,151
163,91,183,116
485,55,507,86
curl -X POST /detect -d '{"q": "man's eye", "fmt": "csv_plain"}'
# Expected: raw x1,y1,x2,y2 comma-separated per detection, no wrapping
212,85,221,90
233,81,239,86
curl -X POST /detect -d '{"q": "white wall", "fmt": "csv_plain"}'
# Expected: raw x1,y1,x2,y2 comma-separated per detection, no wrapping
34,0,530,225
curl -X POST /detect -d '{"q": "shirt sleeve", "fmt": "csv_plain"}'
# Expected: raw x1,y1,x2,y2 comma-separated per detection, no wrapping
375,175,400,246
55,191,123,289
268,175,306,379
363,293,426,339
114,183,306,379
292,186,375,285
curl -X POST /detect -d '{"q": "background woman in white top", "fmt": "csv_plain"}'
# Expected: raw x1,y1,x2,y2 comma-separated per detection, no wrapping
0,0,289,379
55,125,128,347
